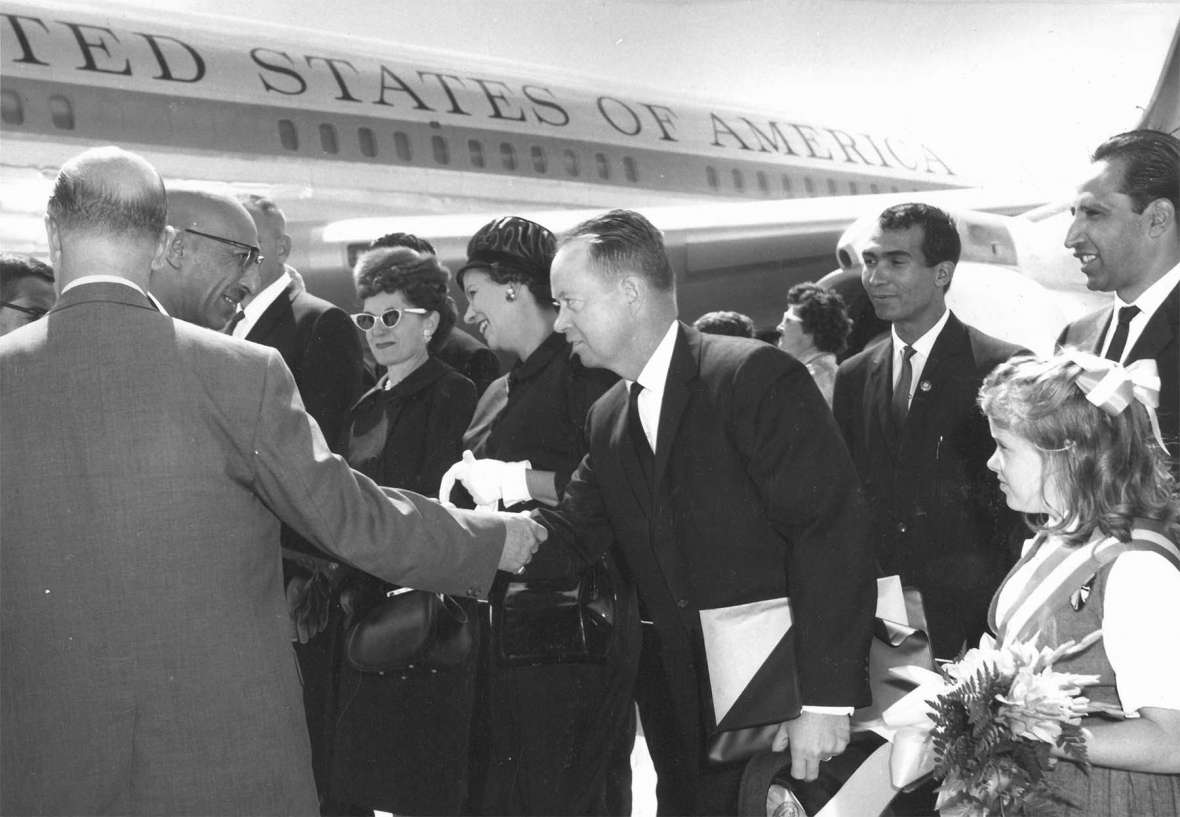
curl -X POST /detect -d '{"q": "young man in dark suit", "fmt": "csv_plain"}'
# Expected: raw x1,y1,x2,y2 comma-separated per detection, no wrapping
833,203,1025,663
450,209,876,815
1058,129,1179,468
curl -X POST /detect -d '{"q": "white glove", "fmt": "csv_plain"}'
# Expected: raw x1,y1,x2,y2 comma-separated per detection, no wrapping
439,450,532,511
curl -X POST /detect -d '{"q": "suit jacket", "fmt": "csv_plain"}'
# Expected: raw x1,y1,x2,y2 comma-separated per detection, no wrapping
1056,282,1179,467
833,312,1025,659
538,324,875,767
244,284,363,451
0,282,506,816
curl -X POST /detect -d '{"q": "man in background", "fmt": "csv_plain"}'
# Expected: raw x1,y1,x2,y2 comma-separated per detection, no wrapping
1058,129,1179,467
0,253,55,337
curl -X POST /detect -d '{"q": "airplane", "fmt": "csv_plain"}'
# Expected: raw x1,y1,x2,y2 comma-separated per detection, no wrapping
2,2,1176,354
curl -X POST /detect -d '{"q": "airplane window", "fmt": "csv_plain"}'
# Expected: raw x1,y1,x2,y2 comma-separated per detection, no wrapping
1,90,23,125
623,156,638,183
563,149,580,177
432,135,450,165
319,124,339,155
595,153,610,180
49,95,75,130
756,172,769,194
393,132,412,161
278,120,299,151
706,166,719,190
804,177,815,195
531,146,547,173
469,140,486,168
870,183,880,194
781,175,793,197
501,142,518,170
731,169,745,193
827,178,838,195
849,181,859,195
358,127,377,158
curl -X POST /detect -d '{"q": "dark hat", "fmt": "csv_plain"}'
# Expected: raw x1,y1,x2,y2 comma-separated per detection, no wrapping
456,217,556,286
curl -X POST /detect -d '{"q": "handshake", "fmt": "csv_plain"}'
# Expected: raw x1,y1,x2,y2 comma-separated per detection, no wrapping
438,451,543,575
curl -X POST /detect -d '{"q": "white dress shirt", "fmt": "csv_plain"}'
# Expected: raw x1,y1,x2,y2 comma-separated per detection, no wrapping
232,269,292,339
1099,260,1180,363
62,275,147,296
891,309,951,409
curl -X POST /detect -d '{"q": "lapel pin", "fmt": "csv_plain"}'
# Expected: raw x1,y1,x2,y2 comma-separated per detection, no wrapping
919,381,932,392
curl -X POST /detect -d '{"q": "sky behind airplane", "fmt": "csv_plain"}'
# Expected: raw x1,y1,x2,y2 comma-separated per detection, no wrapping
108,0,1180,194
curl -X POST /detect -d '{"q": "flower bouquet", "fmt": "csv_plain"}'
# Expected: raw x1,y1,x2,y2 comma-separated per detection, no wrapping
927,630,1115,817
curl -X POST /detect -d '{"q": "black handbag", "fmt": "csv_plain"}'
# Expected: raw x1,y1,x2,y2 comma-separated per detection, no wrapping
344,586,474,675
491,558,616,666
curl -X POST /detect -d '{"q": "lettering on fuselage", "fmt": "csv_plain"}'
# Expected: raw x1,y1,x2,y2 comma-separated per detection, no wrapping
1,10,955,177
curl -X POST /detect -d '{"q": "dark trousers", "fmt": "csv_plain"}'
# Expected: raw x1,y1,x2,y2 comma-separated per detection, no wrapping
634,624,745,816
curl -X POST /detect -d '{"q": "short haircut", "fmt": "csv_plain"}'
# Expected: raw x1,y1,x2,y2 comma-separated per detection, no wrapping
237,193,285,222
979,354,1178,546
353,246,457,350
1092,129,1180,214
0,254,54,301
47,161,166,242
877,203,961,267
693,310,755,338
369,232,437,255
785,282,852,355
560,209,674,292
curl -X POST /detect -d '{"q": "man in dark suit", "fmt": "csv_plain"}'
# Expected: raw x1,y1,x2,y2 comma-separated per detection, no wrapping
0,146,544,816
833,203,1024,663
462,209,875,815
1058,129,1179,467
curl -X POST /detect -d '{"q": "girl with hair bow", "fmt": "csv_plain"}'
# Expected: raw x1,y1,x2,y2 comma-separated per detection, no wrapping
976,352,1180,815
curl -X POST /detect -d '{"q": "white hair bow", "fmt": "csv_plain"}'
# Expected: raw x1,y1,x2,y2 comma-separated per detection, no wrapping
1063,350,1168,453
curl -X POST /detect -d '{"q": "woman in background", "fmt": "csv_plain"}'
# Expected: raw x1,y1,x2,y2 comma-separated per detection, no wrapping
776,282,852,406
325,246,478,816
979,352,1180,815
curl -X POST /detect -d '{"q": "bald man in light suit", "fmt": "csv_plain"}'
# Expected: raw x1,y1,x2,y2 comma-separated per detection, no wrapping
0,146,544,816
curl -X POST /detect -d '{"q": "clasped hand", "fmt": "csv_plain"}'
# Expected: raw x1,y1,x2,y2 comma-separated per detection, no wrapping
772,710,851,782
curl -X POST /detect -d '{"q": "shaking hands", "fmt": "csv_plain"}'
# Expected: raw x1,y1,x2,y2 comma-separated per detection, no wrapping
438,450,546,574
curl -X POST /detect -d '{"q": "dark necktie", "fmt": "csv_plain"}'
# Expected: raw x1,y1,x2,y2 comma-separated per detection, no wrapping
224,309,246,336
628,381,653,478
891,345,916,430
1104,305,1140,362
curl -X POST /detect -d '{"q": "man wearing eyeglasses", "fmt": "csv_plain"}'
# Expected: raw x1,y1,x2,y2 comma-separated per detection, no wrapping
0,146,546,816
0,253,56,337
150,189,262,330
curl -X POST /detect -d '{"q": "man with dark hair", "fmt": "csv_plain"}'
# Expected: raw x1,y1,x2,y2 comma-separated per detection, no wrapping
777,282,852,405
834,202,1024,661
455,208,876,814
1059,129,1179,467
0,254,55,336
370,229,501,395
692,309,756,338
0,145,544,816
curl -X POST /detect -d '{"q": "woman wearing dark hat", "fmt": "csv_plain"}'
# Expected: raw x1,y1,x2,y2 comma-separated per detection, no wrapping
323,246,479,816
449,217,639,816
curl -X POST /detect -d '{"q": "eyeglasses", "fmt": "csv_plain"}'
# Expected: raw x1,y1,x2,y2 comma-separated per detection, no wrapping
1,301,48,320
350,307,429,331
182,228,264,272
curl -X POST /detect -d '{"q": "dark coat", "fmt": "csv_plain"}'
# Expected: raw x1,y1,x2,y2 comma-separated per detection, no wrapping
1056,282,1179,468
833,312,1025,659
539,324,875,803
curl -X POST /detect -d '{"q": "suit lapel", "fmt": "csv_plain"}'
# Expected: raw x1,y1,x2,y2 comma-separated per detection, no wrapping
864,340,894,454
246,285,295,343
652,325,697,490
904,313,970,431
1128,282,1179,363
